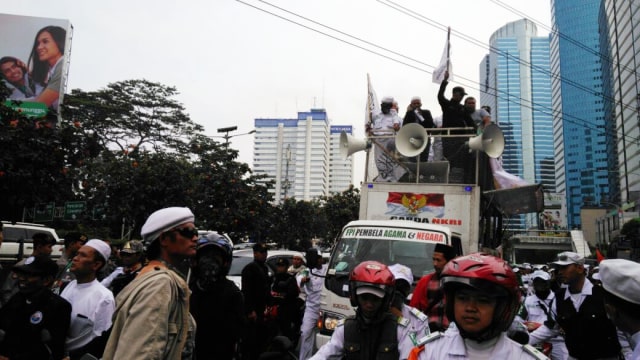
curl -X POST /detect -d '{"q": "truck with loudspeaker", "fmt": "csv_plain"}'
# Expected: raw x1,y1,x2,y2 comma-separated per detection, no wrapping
315,124,544,350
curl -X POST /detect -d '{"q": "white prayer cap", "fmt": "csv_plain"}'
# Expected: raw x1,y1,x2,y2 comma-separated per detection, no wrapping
388,263,413,285
84,239,111,262
381,96,394,104
141,207,195,246
411,96,421,102
599,259,640,305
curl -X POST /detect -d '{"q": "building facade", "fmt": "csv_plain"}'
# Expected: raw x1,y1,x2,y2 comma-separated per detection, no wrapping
253,109,354,203
601,0,640,208
479,19,554,230
550,0,612,229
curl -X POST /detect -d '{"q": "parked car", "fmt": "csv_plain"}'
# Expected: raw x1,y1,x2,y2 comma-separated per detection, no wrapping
227,249,305,289
0,221,62,264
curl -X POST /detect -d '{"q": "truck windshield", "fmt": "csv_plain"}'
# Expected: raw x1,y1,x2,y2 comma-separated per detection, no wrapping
325,237,438,297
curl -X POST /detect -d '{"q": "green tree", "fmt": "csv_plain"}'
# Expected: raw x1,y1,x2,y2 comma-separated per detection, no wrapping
63,79,203,156
0,82,100,221
318,185,361,245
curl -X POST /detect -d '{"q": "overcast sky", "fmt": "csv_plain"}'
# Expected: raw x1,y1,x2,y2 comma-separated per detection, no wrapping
3,0,551,183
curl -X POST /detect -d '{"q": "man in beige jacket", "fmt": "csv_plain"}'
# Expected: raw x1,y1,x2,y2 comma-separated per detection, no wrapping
103,207,198,360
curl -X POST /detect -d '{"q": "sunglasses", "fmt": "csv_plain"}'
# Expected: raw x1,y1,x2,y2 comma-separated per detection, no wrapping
172,227,198,239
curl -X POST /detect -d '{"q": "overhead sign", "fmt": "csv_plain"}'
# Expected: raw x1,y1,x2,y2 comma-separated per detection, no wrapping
34,202,54,222
63,201,86,221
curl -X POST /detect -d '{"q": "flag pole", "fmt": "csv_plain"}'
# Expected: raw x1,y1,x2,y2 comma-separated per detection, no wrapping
446,27,451,72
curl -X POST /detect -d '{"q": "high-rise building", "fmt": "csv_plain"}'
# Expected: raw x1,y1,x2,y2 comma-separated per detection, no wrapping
550,0,612,229
601,1,640,207
253,108,354,203
479,19,554,230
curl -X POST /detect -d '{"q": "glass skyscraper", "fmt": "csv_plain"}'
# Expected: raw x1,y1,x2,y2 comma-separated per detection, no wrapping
550,0,610,228
480,19,554,230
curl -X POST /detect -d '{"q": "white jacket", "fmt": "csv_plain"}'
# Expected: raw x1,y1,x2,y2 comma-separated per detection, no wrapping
414,328,548,360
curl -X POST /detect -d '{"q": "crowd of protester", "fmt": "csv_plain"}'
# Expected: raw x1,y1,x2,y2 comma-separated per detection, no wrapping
0,209,639,360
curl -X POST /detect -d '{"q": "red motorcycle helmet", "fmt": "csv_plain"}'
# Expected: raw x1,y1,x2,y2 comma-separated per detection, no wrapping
349,261,395,308
441,253,520,341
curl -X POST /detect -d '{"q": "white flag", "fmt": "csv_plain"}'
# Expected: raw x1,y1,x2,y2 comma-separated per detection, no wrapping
365,73,380,128
432,27,452,84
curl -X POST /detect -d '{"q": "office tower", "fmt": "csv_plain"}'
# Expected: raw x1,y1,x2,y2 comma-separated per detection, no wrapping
253,108,354,203
480,19,554,230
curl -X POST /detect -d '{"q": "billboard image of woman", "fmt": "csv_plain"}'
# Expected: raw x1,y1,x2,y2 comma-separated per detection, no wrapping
0,13,72,123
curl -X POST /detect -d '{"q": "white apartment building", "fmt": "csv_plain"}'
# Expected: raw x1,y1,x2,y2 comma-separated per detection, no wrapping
253,108,354,203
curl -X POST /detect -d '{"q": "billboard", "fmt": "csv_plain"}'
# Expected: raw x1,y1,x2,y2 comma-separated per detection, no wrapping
0,13,72,123
540,192,567,231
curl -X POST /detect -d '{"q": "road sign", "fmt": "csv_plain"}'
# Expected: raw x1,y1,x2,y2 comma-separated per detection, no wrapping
64,201,87,221
34,202,54,222
93,206,107,221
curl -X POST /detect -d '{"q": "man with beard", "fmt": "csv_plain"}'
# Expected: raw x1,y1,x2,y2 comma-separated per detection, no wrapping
0,256,71,360
410,244,456,332
190,233,243,360
311,261,415,359
516,270,568,360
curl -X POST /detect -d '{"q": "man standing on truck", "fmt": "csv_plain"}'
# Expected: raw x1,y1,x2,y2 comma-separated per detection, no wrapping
409,243,456,332
437,70,476,184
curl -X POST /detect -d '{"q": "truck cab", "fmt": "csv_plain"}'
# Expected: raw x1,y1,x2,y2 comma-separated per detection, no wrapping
315,220,454,348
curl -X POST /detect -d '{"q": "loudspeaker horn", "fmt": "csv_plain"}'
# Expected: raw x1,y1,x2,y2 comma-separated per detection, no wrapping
396,123,428,157
467,123,505,158
339,131,370,159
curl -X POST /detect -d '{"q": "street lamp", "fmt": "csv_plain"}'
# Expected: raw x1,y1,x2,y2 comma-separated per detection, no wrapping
215,126,255,146
217,126,238,145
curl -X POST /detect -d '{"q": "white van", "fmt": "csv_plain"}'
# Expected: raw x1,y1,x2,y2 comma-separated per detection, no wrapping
315,220,454,348
0,221,62,263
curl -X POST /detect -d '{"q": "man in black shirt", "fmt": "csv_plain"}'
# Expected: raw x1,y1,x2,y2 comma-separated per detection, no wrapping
241,243,272,360
0,255,71,360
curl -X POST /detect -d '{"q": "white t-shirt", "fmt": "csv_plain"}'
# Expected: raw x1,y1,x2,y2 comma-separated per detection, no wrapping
61,279,115,351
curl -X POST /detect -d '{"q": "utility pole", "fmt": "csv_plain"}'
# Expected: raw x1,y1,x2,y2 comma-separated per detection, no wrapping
283,144,292,200
217,126,238,146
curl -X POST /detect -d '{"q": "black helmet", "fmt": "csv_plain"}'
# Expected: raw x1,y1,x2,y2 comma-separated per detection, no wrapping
197,233,233,262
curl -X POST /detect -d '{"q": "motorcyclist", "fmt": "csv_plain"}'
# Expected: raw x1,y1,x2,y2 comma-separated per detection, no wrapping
190,233,244,360
311,261,416,359
409,253,548,359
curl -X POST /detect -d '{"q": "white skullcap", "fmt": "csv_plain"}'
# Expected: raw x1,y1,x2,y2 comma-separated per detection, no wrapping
388,263,413,285
141,207,195,245
411,96,421,102
599,259,640,305
84,239,111,262
381,96,394,104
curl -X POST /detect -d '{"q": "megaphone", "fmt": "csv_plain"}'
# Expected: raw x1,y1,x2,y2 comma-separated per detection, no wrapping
467,123,505,158
396,123,429,157
339,131,370,159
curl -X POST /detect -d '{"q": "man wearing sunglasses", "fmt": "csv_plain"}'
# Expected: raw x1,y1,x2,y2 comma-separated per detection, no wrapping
528,251,623,360
103,207,198,360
